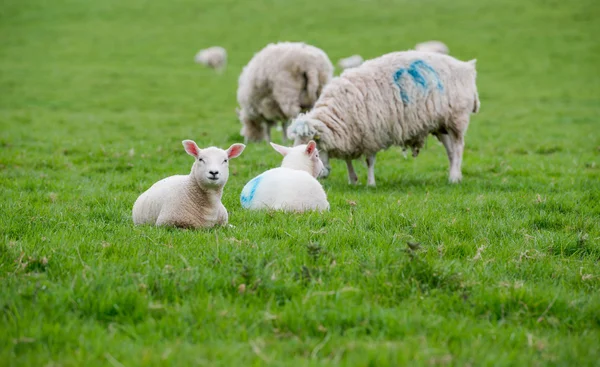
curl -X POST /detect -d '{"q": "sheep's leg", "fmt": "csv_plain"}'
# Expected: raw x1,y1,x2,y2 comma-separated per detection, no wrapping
281,120,290,143
346,159,358,185
265,124,272,143
448,132,464,183
436,133,454,169
366,154,377,187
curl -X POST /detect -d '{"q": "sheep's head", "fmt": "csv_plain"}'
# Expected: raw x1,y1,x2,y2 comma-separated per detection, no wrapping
270,140,324,178
183,140,245,189
287,117,320,146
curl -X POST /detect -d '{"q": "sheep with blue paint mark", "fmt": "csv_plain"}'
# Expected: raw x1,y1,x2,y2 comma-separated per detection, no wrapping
240,141,329,212
132,140,245,228
237,42,334,143
287,50,480,186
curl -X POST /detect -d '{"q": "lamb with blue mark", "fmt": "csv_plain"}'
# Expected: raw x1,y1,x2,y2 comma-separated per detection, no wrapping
288,50,480,186
240,141,329,212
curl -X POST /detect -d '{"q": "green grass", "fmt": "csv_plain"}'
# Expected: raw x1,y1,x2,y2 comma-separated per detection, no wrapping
1,0,600,365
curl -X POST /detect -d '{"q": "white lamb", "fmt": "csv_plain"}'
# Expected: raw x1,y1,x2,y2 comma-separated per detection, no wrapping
415,41,449,55
132,140,245,228
194,46,227,72
240,141,329,212
338,55,364,70
236,42,334,144
287,50,480,186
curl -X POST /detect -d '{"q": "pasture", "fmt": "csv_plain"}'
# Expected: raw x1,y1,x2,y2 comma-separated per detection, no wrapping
1,0,599,365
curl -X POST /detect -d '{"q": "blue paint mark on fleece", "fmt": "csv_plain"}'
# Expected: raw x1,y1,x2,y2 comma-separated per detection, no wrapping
240,174,263,208
393,60,444,103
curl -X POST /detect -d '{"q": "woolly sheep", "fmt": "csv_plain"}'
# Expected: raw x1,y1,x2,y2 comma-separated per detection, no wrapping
194,46,227,72
287,50,480,186
415,41,449,55
338,54,364,70
132,140,245,228
236,42,334,144
240,141,329,212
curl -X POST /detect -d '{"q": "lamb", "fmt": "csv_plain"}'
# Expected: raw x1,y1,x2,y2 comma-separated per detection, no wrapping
240,141,329,212
415,41,449,55
338,55,364,70
287,50,480,186
236,42,334,144
194,46,227,72
132,140,245,228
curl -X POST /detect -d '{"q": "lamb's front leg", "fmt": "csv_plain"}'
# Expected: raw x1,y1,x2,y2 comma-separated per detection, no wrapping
346,159,358,185
366,154,377,187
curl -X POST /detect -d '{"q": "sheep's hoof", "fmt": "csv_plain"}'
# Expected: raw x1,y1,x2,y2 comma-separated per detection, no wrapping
449,173,463,184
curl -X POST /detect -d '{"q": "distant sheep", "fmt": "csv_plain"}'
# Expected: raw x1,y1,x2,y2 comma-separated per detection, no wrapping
415,41,449,55
287,51,480,186
194,46,227,72
132,140,245,228
237,42,334,144
240,141,329,212
338,55,364,70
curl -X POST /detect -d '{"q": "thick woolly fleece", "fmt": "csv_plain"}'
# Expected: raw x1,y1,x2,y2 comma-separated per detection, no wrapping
237,42,334,142
288,50,480,184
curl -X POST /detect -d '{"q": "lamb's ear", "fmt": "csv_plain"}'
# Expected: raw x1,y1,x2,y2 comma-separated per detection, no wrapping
227,143,245,159
270,142,290,156
306,140,317,157
182,140,201,158
468,59,477,68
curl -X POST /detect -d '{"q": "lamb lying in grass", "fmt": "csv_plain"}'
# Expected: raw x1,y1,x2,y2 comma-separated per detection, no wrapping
288,50,480,186
240,141,329,212
132,140,245,228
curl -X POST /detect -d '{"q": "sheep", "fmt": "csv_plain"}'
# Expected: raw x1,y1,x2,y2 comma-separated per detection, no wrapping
132,140,245,228
338,54,364,70
236,42,334,144
240,140,329,212
287,50,480,186
415,41,449,55
194,46,227,72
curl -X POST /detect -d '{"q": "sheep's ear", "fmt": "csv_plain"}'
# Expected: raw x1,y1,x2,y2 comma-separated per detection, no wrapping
227,143,245,159
270,142,290,156
182,140,201,158
306,140,317,157
468,59,477,67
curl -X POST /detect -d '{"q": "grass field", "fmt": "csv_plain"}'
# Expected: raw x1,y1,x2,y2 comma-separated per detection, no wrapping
1,0,600,365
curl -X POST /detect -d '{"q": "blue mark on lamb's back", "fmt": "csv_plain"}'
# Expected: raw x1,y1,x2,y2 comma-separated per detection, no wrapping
393,60,444,103
240,174,263,208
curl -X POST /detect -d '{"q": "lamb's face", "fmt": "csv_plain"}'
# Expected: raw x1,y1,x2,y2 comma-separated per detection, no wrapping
192,148,231,188
182,140,246,189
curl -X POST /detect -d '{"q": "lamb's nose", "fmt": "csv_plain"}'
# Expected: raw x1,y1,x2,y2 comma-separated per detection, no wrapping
209,170,219,177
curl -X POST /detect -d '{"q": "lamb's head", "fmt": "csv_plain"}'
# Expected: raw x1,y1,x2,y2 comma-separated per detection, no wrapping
270,140,324,178
183,140,245,189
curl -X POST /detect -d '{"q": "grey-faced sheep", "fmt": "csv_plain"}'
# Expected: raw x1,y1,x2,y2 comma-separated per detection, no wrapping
415,41,449,55
132,140,245,228
195,46,227,72
236,42,334,144
287,50,480,186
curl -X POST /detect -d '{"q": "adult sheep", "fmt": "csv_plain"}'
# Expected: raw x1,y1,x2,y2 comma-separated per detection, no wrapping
237,42,334,144
287,50,480,186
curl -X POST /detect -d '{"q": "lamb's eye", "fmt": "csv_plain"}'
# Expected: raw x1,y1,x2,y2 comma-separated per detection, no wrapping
223,159,228,163
198,158,204,163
